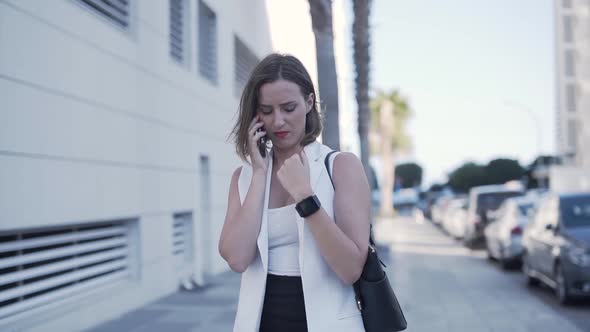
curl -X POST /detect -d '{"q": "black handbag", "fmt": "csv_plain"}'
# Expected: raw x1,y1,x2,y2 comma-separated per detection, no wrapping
325,151,407,332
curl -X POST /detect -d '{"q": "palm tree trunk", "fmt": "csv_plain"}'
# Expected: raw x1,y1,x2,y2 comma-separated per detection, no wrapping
352,0,371,180
309,0,340,150
380,99,394,217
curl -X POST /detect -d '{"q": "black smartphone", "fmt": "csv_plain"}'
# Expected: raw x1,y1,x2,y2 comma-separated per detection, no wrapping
257,127,267,158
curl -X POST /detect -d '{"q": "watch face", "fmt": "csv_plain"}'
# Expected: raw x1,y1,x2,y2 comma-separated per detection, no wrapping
296,195,321,217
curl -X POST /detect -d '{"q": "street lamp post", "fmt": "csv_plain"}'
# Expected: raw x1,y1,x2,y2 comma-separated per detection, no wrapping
503,101,545,188
503,101,543,156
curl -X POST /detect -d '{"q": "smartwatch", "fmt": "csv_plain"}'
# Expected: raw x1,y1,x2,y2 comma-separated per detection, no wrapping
295,195,321,218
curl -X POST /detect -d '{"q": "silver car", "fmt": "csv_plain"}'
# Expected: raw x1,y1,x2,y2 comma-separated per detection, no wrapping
484,197,536,268
463,184,524,248
442,197,468,239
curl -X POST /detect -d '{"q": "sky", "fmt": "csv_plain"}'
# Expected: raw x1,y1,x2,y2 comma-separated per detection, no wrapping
371,0,556,187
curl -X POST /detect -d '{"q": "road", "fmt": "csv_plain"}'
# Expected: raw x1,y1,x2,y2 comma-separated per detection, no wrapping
374,215,590,332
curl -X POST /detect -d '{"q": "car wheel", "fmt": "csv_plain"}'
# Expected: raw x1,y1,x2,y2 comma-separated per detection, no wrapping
555,264,572,305
486,243,496,261
500,257,511,270
522,253,539,286
499,247,513,270
463,237,473,249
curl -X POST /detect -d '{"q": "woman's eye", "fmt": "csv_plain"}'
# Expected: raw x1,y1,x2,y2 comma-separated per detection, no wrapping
285,107,296,112
259,108,272,115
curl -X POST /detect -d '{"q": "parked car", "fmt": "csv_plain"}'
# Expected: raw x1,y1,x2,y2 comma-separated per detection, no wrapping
442,197,468,239
431,195,453,225
449,198,468,239
522,192,590,304
484,196,537,268
393,188,420,216
463,184,524,248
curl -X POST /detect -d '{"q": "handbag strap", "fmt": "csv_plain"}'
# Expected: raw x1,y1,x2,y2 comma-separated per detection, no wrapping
324,150,375,246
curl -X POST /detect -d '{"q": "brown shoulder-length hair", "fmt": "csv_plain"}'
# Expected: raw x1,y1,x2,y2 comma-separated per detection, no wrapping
229,53,323,161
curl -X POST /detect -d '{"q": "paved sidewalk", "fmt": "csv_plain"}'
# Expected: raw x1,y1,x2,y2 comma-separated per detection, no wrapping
88,216,588,332
86,272,240,332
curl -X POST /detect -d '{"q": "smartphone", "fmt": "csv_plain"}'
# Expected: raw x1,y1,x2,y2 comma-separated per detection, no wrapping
257,127,267,158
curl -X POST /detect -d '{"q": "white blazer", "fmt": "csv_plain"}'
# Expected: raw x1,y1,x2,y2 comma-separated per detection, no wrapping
233,141,364,332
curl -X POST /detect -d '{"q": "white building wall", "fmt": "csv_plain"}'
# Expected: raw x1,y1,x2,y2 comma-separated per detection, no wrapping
554,0,589,172
0,0,271,330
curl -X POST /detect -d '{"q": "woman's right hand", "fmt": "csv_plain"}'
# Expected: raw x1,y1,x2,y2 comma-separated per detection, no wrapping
248,116,269,173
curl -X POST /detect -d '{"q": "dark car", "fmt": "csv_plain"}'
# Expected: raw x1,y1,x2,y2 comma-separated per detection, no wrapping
463,185,524,248
522,192,590,304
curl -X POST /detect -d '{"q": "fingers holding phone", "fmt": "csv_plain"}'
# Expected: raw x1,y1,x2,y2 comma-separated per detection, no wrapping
256,127,267,158
248,117,269,171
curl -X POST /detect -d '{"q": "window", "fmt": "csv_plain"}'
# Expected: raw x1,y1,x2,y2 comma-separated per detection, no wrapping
567,119,578,150
565,49,576,77
198,1,217,84
560,195,590,227
170,0,189,64
172,213,193,263
476,192,523,219
0,220,135,319
234,36,260,97
563,16,573,43
78,0,131,29
566,84,577,112
517,203,534,217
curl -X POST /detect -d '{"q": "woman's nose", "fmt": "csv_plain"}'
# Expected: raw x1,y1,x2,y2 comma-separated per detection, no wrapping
273,111,285,126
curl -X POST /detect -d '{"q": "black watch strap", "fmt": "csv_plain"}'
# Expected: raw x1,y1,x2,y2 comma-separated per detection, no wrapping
295,195,321,218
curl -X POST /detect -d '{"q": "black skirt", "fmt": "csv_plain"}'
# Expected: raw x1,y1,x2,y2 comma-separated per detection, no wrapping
259,274,308,332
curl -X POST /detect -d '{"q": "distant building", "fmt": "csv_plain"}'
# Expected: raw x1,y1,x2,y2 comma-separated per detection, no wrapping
552,0,590,191
0,0,272,330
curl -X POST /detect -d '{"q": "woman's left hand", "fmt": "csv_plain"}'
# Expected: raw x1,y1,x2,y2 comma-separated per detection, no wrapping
277,152,314,202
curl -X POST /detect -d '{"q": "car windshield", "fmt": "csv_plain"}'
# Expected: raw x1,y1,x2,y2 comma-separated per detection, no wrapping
476,192,523,217
517,203,534,216
560,195,590,228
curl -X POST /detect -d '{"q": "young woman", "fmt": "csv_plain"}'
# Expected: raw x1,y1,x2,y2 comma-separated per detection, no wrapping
219,53,371,332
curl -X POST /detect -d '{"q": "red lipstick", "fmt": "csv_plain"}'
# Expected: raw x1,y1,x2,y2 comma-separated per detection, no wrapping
274,131,289,139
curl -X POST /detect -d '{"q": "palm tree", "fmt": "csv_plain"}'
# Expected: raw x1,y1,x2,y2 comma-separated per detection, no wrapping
352,0,372,181
308,0,340,150
370,90,412,217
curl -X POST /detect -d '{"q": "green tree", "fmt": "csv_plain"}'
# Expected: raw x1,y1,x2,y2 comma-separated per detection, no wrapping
369,89,412,216
447,159,525,193
370,90,412,154
524,155,562,189
395,163,423,189
485,158,524,185
309,0,340,150
447,162,487,193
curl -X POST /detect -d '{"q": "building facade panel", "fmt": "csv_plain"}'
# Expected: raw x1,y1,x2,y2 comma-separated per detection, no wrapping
0,0,272,330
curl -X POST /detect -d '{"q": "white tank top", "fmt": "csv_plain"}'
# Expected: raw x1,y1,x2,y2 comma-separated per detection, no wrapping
267,204,300,276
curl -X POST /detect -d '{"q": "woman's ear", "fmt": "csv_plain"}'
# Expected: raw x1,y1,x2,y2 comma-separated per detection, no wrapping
306,93,314,113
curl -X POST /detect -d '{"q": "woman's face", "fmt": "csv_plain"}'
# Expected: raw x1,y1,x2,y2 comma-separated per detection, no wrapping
257,79,313,151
